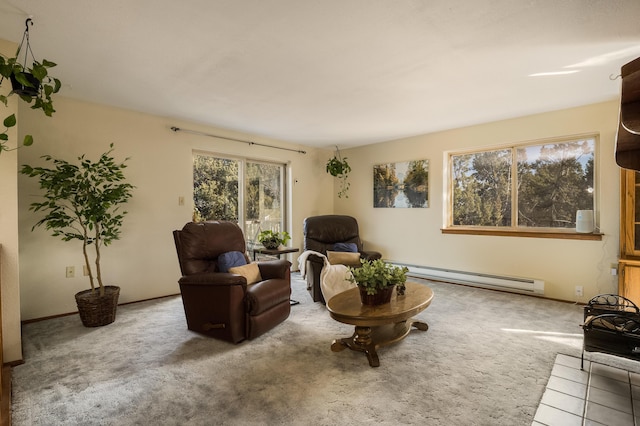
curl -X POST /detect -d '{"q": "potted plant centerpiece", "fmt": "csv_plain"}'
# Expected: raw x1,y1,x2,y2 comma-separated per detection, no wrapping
348,259,409,305
21,144,134,327
258,230,291,249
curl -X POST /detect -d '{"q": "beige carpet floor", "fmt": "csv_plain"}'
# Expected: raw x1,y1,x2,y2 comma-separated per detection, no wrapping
11,273,630,425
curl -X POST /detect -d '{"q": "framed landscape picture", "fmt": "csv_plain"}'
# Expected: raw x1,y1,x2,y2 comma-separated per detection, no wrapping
373,160,429,208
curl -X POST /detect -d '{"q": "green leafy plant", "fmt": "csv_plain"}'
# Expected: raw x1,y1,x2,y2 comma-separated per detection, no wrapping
0,53,61,154
347,259,408,295
258,230,291,249
326,146,351,198
21,144,134,296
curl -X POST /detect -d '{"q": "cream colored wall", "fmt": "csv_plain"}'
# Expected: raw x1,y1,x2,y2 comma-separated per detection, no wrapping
0,39,23,362
12,72,626,345
18,96,333,321
337,101,621,303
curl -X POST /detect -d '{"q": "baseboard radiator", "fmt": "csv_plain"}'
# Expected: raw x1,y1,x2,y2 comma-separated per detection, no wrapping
390,262,545,296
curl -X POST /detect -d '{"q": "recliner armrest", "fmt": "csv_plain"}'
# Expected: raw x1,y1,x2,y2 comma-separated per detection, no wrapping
307,254,325,264
257,259,292,280
178,272,246,286
360,250,382,261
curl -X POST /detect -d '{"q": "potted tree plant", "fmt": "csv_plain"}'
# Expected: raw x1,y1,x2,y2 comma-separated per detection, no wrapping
347,259,409,305
258,230,291,249
0,19,61,154
326,146,351,198
21,144,134,327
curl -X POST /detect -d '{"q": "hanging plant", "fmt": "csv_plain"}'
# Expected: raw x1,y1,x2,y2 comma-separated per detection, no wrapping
0,19,61,154
326,146,351,198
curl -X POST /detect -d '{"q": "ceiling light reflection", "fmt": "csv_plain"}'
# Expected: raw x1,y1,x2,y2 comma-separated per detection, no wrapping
529,70,581,77
566,46,640,68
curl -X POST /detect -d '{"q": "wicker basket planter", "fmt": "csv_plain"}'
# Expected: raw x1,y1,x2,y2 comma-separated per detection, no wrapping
75,286,120,327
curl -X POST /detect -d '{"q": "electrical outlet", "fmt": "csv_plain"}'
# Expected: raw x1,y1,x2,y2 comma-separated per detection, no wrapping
575,286,583,297
65,266,75,278
178,196,185,206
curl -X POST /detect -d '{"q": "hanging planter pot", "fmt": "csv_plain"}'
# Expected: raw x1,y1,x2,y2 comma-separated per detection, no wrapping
0,18,62,153
326,146,351,198
10,71,40,97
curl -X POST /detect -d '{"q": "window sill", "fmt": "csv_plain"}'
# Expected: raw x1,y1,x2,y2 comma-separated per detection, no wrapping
441,228,603,241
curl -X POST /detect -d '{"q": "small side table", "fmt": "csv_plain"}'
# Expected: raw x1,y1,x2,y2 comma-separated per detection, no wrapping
252,247,299,261
252,247,300,305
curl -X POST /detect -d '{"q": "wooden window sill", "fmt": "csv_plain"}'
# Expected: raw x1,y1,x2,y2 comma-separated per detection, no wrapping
441,228,603,241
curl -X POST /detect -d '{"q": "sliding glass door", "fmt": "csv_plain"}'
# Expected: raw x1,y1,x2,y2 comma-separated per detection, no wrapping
193,152,287,250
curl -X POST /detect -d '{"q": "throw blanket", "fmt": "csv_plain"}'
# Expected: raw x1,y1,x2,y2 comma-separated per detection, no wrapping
298,250,356,303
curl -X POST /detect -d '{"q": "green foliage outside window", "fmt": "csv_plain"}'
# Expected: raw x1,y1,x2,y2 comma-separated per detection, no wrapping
193,156,238,222
451,138,595,229
193,155,285,249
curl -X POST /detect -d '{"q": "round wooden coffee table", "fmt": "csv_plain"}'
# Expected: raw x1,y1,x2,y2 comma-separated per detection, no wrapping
326,281,434,367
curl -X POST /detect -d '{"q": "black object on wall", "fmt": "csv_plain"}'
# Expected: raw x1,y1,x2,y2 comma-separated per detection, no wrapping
615,56,640,171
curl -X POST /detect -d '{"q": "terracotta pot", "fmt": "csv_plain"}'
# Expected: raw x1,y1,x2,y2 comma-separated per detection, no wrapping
75,285,120,327
358,285,395,306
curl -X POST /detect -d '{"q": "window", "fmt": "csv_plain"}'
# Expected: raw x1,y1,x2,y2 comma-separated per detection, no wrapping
447,135,596,237
193,152,287,249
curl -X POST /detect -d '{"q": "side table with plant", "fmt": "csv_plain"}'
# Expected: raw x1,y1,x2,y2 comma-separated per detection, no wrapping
258,230,291,250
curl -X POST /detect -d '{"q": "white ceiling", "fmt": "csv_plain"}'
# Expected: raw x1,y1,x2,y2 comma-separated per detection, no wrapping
0,0,639,149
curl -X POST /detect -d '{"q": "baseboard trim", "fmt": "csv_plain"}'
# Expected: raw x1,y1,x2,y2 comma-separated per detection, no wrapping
21,293,181,325
1,365,11,426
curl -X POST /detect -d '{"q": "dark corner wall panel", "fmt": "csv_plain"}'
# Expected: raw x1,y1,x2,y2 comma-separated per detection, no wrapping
616,56,640,171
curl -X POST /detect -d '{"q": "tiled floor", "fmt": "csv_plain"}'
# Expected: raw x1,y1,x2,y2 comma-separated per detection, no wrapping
533,354,640,426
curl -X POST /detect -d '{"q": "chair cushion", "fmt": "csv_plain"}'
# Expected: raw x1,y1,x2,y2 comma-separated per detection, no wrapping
229,263,263,284
333,242,358,252
218,251,247,272
327,251,361,266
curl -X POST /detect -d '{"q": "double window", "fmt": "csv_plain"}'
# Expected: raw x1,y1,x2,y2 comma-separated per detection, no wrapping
447,135,596,235
193,152,287,248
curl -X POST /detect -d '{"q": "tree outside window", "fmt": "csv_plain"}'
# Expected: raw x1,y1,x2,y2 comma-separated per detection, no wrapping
450,136,595,230
193,153,286,249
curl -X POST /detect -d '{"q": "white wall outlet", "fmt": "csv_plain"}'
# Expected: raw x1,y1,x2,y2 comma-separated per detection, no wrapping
65,266,75,278
575,285,583,297
178,196,185,206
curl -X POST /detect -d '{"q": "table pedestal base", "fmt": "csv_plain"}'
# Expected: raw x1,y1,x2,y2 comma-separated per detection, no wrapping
330,319,428,367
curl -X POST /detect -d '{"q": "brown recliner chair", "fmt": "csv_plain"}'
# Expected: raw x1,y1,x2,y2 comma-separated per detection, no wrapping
173,221,291,343
303,215,382,303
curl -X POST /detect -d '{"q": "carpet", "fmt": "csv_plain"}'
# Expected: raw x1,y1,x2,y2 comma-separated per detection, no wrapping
10,274,604,425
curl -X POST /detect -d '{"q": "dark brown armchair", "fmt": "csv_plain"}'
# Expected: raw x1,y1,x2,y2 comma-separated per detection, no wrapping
303,215,381,303
173,221,291,343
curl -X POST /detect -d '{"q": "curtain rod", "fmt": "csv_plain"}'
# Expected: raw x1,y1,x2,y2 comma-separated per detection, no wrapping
170,126,307,154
